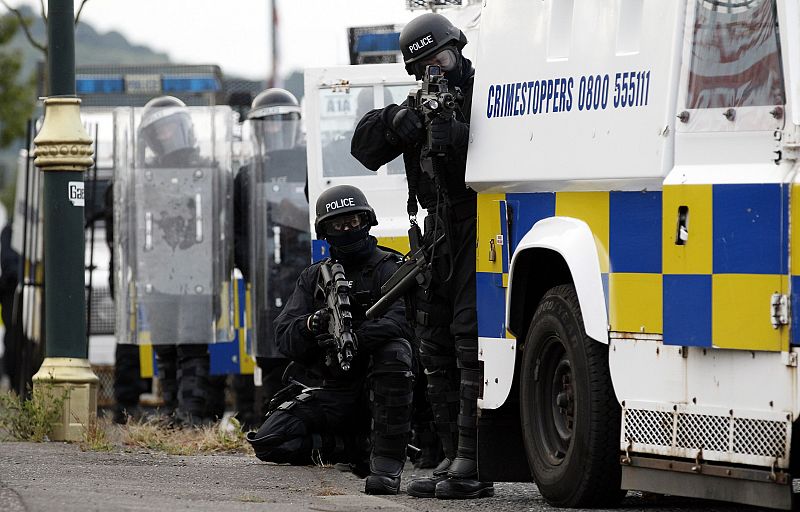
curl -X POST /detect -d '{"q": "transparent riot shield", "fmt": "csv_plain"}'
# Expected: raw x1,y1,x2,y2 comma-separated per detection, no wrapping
241,117,310,359
113,105,234,345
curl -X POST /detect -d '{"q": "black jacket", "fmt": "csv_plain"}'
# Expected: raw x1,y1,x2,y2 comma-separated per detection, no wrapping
233,146,308,279
273,239,412,378
350,57,476,211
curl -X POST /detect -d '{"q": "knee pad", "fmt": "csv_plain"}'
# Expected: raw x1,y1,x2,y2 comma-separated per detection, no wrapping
369,339,413,377
246,410,309,463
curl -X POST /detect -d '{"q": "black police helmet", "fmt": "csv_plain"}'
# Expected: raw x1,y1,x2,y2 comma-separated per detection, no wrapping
139,95,196,157
314,185,378,239
247,88,301,120
399,13,467,76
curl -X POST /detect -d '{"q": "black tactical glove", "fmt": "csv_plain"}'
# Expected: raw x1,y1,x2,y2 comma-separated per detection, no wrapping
430,115,469,147
391,107,424,145
306,308,330,336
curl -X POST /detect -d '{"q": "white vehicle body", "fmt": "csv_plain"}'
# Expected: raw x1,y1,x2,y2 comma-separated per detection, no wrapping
469,0,800,509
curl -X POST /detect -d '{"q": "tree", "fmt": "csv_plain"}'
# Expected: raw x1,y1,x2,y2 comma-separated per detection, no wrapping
1,0,89,95
0,14,33,148
1,0,90,56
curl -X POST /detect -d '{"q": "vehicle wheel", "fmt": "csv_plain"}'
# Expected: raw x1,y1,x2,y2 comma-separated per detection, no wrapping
519,284,623,507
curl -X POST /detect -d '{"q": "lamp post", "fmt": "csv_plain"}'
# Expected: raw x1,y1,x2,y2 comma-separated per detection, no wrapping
31,0,97,442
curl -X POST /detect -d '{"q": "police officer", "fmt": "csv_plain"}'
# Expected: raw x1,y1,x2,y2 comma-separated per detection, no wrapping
104,184,147,424
351,13,493,499
137,95,221,425
247,185,414,495
233,88,310,423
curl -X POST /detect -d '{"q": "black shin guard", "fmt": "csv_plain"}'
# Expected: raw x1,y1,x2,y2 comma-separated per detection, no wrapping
155,352,177,414
456,367,481,461
426,368,460,459
371,371,413,465
176,350,210,423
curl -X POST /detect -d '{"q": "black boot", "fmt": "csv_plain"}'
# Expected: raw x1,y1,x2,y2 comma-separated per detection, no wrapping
364,456,403,495
407,457,451,498
435,457,494,499
435,368,493,499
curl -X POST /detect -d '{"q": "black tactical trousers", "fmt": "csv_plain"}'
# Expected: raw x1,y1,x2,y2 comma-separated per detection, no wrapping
114,343,147,409
415,206,481,462
248,339,414,469
154,343,210,423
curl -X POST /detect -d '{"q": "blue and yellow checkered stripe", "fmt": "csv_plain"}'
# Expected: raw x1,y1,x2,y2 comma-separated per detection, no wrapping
208,277,256,375
139,278,256,377
477,183,791,352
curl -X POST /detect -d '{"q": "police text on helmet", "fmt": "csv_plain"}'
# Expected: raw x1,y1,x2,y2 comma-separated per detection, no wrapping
408,33,436,55
326,197,356,212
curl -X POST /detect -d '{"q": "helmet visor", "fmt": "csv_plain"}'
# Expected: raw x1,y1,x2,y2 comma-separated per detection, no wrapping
141,112,194,157
250,113,300,153
320,212,369,237
414,47,459,77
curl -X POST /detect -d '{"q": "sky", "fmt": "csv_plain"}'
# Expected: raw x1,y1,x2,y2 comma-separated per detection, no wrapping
8,0,417,80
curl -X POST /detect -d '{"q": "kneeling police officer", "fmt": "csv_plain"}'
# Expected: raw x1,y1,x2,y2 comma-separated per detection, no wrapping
247,185,414,495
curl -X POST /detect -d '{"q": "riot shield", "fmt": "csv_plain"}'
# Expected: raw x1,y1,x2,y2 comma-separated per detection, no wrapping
113,105,234,345
242,118,310,359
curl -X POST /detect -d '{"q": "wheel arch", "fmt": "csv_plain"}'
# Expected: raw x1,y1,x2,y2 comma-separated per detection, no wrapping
507,217,609,345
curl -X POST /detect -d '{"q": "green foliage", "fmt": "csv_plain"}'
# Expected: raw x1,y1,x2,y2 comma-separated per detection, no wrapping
0,385,67,442
80,416,114,452
0,179,15,216
0,14,34,149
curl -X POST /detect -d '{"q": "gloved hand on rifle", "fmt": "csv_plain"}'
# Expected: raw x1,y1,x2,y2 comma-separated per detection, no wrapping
430,115,469,148
307,308,337,348
306,308,330,335
391,107,424,146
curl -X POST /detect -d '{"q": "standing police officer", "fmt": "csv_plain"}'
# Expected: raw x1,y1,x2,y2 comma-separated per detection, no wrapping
247,185,414,495
351,13,493,499
126,96,225,425
234,88,310,420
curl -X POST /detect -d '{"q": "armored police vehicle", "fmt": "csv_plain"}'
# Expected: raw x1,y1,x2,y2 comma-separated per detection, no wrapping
470,0,800,509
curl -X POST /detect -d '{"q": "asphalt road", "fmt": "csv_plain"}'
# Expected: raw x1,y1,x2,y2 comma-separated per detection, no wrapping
0,442,770,511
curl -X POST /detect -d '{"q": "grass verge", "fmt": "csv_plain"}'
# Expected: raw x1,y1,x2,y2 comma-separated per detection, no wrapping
121,416,253,456
79,416,115,452
0,386,67,442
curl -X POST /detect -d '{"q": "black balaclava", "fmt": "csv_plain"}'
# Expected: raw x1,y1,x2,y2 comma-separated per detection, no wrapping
328,229,376,265
445,53,473,90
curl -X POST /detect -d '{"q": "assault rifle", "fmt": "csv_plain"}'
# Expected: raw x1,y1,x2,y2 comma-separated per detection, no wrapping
408,64,462,175
318,261,357,371
365,223,444,320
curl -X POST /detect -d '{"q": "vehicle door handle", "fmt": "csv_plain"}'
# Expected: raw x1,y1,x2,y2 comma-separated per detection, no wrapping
675,206,689,245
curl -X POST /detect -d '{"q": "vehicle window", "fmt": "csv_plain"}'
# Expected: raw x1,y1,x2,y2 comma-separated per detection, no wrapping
687,0,785,109
320,86,374,177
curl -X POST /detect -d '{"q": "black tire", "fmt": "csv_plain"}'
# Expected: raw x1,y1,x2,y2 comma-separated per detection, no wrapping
519,284,623,507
